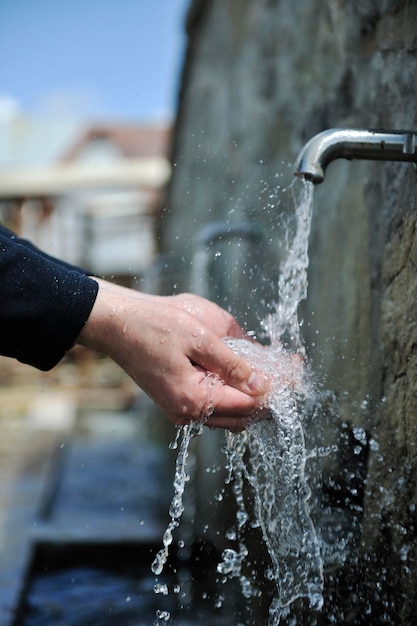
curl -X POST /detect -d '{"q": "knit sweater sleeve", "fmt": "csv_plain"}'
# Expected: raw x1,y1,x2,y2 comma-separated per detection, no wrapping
0,225,99,370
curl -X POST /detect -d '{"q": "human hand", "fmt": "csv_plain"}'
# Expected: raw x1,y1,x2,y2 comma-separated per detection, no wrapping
91,282,248,342
78,281,269,430
163,292,248,341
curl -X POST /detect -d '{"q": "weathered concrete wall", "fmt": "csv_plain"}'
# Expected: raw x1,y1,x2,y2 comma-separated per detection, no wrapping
160,1,417,623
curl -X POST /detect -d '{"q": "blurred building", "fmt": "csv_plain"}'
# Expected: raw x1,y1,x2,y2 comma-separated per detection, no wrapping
0,119,171,284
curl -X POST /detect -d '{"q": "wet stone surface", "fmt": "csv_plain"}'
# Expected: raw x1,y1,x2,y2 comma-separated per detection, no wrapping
19,543,245,626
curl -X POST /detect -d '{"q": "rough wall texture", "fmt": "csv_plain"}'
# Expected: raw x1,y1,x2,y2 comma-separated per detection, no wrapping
160,1,417,623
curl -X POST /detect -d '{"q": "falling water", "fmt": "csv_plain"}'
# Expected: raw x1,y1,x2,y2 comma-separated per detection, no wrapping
151,422,203,580
153,180,323,624
266,178,314,352
221,337,323,624
218,180,323,624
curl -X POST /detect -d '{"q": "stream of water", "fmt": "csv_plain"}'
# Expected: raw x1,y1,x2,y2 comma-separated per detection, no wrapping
153,180,323,625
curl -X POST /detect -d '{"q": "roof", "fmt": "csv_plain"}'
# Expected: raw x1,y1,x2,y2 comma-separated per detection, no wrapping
60,124,172,162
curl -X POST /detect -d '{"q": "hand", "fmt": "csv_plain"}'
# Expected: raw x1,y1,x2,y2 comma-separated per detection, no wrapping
163,293,248,341
78,280,269,430
90,282,247,342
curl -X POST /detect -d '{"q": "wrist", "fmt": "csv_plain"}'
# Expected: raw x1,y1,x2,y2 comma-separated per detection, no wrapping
77,280,125,356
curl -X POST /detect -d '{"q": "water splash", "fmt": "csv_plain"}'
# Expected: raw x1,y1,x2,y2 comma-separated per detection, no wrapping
151,422,203,578
223,181,323,622
154,180,323,622
221,338,324,623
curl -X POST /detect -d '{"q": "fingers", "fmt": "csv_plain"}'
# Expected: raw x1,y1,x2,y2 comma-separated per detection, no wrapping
168,293,249,340
220,312,249,340
170,399,270,432
206,378,265,417
202,403,271,432
161,367,270,432
187,327,270,398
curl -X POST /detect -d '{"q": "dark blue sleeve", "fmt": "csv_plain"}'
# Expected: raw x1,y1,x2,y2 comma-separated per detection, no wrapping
0,225,99,370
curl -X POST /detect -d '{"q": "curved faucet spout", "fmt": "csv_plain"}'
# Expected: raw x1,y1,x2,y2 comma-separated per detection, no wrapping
294,128,417,184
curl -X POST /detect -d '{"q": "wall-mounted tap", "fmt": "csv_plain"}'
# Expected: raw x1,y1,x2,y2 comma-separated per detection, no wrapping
294,128,417,184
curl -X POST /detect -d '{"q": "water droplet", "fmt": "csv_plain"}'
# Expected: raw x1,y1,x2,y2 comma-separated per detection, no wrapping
154,584,168,595
154,609,170,622
214,595,224,608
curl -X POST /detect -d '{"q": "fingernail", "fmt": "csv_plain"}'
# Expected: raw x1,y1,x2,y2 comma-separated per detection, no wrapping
247,370,269,394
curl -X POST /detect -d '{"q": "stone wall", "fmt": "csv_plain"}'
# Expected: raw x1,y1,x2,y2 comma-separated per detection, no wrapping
160,1,417,623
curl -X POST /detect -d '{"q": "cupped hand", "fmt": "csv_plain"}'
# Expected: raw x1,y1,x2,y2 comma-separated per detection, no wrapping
78,281,269,430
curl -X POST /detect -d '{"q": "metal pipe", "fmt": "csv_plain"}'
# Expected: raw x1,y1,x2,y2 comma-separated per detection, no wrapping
294,128,417,184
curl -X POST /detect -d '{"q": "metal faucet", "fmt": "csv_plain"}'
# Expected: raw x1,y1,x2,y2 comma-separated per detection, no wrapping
294,128,417,184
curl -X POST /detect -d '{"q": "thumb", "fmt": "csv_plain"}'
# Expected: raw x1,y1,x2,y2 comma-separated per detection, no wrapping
190,333,269,396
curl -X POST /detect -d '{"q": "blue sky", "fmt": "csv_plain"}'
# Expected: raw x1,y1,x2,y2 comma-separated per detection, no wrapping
0,0,189,123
